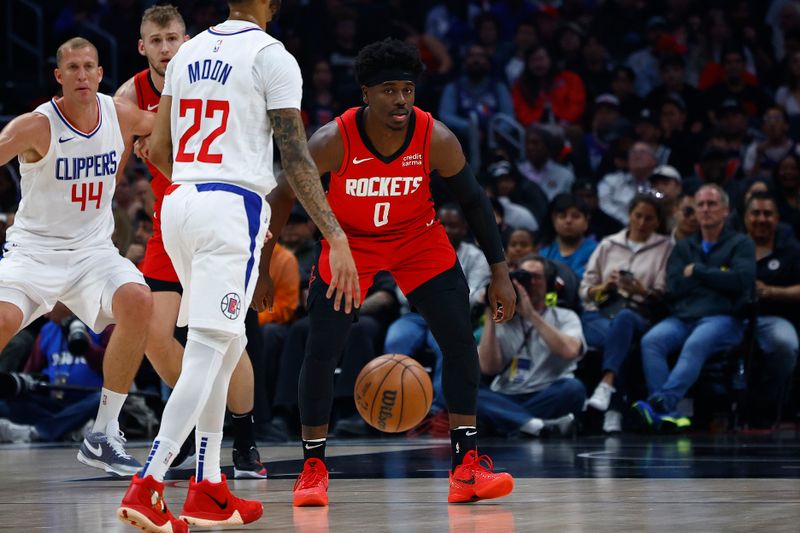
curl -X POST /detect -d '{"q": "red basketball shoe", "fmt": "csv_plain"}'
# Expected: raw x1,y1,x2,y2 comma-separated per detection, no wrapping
293,458,329,507
448,450,514,503
179,474,263,526
117,473,187,533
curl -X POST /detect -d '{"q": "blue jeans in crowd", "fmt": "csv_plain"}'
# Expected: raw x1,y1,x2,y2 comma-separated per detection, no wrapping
754,315,799,410
582,308,650,375
641,315,743,413
476,378,586,434
384,312,446,412
0,391,100,441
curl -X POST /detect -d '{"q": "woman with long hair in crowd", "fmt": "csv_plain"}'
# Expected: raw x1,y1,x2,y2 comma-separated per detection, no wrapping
579,193,673,433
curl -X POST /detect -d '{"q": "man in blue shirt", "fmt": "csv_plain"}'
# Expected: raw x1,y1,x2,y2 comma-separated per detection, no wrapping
636,184,756,429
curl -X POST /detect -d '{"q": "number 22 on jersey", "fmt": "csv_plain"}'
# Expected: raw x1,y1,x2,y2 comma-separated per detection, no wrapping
175,99,230,164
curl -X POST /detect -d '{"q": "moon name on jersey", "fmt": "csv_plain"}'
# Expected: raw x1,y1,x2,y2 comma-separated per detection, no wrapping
345,176,423,197
55,150,118,181
187,59,233,85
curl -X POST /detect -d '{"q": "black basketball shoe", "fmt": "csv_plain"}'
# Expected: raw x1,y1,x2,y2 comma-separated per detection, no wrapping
233,445,267,479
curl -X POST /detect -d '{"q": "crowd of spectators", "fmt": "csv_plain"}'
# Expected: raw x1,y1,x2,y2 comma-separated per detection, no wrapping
1,0,800,442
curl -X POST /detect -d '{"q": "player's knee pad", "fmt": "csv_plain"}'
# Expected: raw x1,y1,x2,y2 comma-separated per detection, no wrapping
187,326,239,354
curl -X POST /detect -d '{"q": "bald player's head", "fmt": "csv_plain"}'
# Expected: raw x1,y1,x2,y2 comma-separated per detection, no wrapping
56,37,99,67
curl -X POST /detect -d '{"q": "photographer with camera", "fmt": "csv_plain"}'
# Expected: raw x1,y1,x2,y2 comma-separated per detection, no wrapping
476,255,586,437
580,193,673,433
0,303,107,443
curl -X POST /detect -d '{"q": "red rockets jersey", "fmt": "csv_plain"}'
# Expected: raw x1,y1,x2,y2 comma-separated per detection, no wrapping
133,69,170,204
328,106,436,240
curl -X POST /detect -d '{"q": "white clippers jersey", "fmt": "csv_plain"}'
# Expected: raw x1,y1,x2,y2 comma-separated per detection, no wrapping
164,20,299,198
7,94,123,250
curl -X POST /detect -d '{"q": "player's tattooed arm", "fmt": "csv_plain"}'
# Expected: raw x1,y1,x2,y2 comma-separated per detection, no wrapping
268,109,344,241
267,109,361,312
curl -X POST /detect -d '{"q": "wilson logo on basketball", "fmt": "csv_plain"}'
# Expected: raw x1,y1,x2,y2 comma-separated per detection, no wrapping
376,390,397,430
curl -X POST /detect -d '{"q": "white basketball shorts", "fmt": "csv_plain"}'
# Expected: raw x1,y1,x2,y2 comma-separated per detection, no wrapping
160,182,269,336
0,243,146,333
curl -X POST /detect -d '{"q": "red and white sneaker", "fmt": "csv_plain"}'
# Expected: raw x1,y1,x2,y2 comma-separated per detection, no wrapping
117,473,187,533
293,458,329,507
448,450,514,503
179,474,263,527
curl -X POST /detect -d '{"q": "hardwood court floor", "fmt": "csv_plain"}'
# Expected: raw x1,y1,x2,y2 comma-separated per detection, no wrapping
1,432,799,532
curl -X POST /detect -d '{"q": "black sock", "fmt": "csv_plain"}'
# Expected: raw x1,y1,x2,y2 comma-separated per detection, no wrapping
302,438,327,462
450,426,477,470
232,411,255,451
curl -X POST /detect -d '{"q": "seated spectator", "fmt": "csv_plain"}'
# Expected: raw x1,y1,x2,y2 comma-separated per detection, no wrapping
626,16,669,98
384,205,490,419
580,194,673,432
575,34,613,105
649,164,683,204
645,54,705,134
708,98,759,164
485,161,541,232
438,44,514,148
634,107,671,166
476,255,586,436
571,179,624,241
743,192,800,428
774,49,800,135
635,184,755,430
539,193,598,279
702,45,772,121
473,12,515,79
301,58,343,137
743,107,800,179
279,204,317,290
772,153,800,238
504,18,538,85
659,94,703,176
571,94,622,180
511,45,586,127
683,142,742,198
487,158,548,225
506,228,536,269
610,65,644,122
517,126,576,201
0,304,107,442
598,142,659,225
671,193,700,243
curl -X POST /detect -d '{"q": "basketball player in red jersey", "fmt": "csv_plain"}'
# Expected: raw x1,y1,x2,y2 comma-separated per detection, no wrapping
260,38,518,506
116,4,266,478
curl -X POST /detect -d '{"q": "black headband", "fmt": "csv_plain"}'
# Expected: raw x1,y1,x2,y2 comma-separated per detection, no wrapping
361,68,417,87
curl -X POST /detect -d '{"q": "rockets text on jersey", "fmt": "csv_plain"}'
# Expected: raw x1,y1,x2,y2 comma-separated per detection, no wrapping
327,106,435,238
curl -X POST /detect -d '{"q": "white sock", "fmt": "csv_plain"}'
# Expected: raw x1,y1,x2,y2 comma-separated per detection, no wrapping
520,417,544,436
196,430,223,483
92,388,127,434
140,436,181,482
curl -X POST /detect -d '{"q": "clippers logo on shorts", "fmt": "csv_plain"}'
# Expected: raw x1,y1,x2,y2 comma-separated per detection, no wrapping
220,292,241,319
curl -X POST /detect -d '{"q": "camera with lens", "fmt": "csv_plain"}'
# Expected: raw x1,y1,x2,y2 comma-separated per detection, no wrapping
509,269,533,287
63,318,90,356
0,371,39,399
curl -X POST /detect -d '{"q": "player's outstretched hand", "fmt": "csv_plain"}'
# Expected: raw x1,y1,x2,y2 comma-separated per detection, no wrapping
488,267,516,324
251,273,275,313
326,236,360,314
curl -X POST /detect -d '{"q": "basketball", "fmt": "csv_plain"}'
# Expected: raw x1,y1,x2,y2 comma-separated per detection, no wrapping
354,354,433,433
